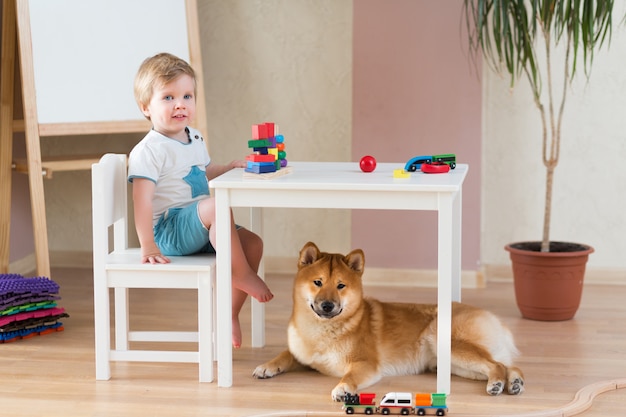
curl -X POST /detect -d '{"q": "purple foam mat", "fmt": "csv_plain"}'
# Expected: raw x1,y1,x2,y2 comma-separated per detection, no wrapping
0,274,60,311
1,295,61,312
0,274,60,296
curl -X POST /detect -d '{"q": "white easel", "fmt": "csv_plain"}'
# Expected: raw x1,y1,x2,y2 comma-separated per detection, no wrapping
0,0,207,277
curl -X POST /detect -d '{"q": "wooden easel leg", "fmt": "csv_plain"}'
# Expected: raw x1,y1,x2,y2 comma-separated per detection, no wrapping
15,0,51,277
24,130,51,278
0,0,18,274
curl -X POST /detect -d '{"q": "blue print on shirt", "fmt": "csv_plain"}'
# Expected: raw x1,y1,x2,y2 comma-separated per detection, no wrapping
183,166,209,198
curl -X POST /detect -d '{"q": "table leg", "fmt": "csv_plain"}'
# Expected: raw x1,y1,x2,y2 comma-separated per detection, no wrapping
436,193,454,395
452,187,462,303
215,188,233,387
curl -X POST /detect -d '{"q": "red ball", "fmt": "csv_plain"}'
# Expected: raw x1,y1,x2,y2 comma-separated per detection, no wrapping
359,155,377,172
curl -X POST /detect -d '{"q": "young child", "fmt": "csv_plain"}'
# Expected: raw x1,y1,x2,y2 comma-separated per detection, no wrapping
128,52,273,348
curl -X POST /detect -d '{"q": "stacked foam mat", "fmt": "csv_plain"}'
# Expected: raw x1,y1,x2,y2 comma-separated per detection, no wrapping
0,273,69,343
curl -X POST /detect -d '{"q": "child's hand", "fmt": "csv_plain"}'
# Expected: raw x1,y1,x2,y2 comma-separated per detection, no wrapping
142,253,170,264
229,160,246,169
141,244,170,264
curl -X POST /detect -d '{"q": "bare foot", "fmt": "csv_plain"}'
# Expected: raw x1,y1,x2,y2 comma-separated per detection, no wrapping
233,272,274,303
232,316,242,349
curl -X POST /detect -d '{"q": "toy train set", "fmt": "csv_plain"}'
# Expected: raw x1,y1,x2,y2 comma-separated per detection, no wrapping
343,392,447,415
404,154,456,172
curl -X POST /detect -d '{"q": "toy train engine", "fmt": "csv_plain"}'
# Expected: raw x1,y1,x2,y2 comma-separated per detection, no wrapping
432,154,456,169
378,392,413,415
343,393,377,415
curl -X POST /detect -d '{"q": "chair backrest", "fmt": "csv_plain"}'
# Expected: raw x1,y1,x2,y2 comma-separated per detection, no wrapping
92,154,129,258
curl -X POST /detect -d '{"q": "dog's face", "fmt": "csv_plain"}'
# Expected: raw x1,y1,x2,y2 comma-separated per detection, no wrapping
294,242,365,320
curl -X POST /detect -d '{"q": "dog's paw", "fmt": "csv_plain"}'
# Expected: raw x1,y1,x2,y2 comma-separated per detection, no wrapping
508,376,525,395
252,363,282,379
486,380,504,396
331,383,355,402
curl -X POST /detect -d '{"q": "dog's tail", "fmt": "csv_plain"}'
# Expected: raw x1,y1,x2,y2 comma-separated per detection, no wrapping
492,323,520,366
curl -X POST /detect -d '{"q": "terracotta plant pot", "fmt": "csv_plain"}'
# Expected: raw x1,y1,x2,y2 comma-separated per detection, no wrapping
505,241,594,321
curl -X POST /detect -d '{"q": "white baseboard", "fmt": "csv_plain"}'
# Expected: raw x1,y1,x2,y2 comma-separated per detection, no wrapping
265,257,485,288
8,251,92,276
7,253,37,276
51,251,93,269
12,252,623,287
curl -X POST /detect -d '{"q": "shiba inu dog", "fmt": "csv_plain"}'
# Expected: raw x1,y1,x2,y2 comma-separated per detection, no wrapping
253,242,525,400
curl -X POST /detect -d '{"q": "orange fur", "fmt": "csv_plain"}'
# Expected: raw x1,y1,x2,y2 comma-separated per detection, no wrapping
253,242,525,400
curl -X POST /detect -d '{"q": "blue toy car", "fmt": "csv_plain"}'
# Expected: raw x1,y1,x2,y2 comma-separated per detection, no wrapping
404,155,432,172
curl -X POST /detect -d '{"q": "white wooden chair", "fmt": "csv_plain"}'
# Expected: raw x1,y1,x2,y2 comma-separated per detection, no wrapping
91,153,216,382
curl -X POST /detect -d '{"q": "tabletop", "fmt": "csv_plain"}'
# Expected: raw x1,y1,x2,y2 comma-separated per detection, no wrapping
209,161,468,192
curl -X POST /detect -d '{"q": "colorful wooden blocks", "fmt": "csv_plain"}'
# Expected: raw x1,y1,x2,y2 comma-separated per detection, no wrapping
245,122,288,174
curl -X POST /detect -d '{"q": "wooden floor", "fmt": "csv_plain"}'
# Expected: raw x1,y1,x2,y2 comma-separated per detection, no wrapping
1,267,625,417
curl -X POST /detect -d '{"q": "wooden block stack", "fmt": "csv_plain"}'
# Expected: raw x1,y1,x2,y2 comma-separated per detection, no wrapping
246,122,288,174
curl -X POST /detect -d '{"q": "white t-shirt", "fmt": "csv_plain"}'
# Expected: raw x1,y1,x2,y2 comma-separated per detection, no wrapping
128,127,211,225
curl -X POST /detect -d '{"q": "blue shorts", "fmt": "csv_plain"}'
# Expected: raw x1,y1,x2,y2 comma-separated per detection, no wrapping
154,201,216,256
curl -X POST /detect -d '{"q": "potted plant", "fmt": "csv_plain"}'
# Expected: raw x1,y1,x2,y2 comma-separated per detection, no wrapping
462,0,615,320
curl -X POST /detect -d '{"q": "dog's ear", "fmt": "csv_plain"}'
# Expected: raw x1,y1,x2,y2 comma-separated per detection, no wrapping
344,249,365,274
298,242,321,268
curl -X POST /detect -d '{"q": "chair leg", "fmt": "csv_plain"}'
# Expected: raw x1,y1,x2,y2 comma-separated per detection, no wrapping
114,287,130,350
94,275,112,380
212,273,217,362
197,272,213,382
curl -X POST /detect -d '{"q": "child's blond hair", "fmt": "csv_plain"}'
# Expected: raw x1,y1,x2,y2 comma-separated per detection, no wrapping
134,52,196,119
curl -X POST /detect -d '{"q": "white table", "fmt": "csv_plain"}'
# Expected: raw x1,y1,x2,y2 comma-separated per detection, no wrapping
209,161,468,393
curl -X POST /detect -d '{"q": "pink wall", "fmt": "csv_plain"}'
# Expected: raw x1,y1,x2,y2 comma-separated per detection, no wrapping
352,0,482,270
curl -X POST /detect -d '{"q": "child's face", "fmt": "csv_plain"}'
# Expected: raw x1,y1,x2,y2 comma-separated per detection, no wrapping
141,74,196,141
